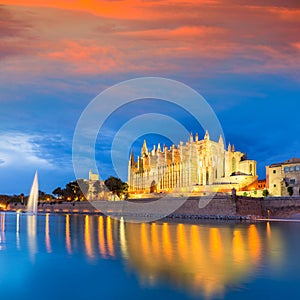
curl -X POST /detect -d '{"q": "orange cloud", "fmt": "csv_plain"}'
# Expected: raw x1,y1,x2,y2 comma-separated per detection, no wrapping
1,0,300,85
116,26,225,41
292,43,300,51
267,7,300,21
1,0,220,20
43,40,123,74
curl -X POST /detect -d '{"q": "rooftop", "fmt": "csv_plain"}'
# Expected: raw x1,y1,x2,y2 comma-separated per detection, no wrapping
269,158,300,167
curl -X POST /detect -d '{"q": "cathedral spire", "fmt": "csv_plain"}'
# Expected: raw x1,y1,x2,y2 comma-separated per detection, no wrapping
157,143,161,152
204,130,210,140
129,150,135,166
189,132,194,143
152,145,156,155
218,134,224,145
141,139,148,156
228,143,232,152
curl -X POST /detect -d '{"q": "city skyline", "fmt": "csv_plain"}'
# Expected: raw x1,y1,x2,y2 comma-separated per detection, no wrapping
1,0,300,194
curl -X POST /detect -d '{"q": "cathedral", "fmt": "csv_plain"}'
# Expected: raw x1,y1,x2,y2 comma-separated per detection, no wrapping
128,131,258,195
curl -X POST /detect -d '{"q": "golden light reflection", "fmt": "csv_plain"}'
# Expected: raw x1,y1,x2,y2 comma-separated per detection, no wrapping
24,213,283,299
140,223,150,259
248,224,261,263
106,217,115,257
98,216,106,258
209,228,223,262
151,223,160,258
0,213,5,250
65,214,72,254
177,223,188,261
1,213,5,232
84,215,95,260
45,213,52,253
119,217,128,259
266,221,271,239
123,221,282,299
232,230,245,265
162,223,172,262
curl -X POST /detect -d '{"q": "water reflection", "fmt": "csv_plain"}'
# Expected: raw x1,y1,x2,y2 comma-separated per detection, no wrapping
84,215,96,260
98,215,106,258
119,217,128,259
0,213,5,250
16,212,20,249
67,215,284,298
27,215,37,262
1,213,286,299
45,213,52,253
65,214,72,254
122,221,282,299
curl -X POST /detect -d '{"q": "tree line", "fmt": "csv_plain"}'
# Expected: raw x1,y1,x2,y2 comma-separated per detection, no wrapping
0,176,128,205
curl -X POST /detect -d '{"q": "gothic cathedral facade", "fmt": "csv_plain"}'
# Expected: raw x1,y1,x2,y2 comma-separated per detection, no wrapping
128,132,257,195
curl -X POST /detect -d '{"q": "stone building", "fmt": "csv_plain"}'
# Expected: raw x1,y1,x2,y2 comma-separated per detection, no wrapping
85,170,116,200
128,132,257,195
267,158,300,196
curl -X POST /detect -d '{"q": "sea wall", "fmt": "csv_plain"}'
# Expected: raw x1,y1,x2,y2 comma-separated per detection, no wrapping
6,195,300,219
261,197,300,218
7,201,99,214
170,196,237,219
6,195,238,219
235,197,263,217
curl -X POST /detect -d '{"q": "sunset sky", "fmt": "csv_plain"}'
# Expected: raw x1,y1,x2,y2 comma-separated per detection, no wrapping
1,0,300,194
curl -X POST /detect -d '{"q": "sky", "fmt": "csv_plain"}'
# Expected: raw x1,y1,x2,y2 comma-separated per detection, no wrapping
1,0,300,194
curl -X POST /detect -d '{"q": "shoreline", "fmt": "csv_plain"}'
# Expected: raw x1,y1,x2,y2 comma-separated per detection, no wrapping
3,209,300,224
3,194,300,222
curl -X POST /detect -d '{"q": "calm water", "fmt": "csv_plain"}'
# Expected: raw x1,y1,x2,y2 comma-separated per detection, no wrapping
0,212,300,300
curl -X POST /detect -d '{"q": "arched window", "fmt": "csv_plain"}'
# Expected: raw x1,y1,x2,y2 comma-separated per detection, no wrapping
249,164,253,175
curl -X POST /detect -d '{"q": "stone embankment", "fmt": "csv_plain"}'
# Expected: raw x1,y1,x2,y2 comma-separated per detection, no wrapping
6,194,300,220
7,201,100,214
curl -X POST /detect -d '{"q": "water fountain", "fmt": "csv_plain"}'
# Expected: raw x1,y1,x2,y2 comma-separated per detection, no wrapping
27,171,39,214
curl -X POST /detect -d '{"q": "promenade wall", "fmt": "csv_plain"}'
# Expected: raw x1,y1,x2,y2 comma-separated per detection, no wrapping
6,195,300,219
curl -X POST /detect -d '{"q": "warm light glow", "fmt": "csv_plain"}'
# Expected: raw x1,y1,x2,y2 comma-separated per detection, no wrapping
0,213,5,232
27,215,37,262
65,214,72,254
266,222,271,239
189,225,206,271
98,216,106,258
140,223,150,258
84,215,95,260
121,220,283,299
151,223,160,258
162,223,173,262
124,222,264,298
45,213,52,253
0,214,5,250
209,228,223,262
232,230,245,264
119,217,128,259
106,217,115,257
248,224,261,263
